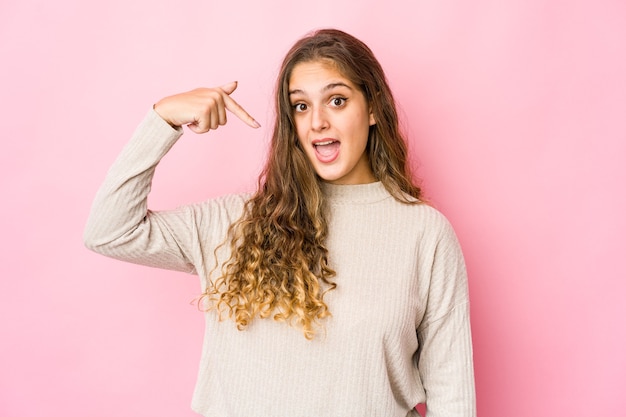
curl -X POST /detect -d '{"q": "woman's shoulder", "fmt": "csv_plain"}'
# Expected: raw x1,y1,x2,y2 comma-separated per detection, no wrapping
388,196,459,240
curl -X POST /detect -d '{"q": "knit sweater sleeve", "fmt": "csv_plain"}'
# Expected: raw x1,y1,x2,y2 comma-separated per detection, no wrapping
416,217,476,417
83,109,201,274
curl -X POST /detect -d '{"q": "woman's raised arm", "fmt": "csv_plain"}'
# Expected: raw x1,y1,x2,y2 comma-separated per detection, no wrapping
83,83,259,272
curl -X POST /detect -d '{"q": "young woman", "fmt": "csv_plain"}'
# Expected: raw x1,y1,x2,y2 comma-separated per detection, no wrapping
84,29,476,417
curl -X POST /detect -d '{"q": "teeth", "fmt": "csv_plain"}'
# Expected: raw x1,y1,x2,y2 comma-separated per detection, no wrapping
315,140,336,146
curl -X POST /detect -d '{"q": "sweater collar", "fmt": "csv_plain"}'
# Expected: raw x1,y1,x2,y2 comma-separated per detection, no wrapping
321,181,391,205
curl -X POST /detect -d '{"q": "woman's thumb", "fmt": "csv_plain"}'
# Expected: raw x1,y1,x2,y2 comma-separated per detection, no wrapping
220,81,238,95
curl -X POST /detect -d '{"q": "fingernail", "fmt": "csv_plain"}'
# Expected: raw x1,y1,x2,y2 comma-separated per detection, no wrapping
252,120,261,128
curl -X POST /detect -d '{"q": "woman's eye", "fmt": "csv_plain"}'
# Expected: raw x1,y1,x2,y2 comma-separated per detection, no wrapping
331,97,347,107
293,103,307,112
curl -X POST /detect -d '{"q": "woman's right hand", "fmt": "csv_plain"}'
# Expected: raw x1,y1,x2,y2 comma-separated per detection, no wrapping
153,82,260,134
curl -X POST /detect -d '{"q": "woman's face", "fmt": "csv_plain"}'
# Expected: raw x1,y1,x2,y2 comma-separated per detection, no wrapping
289,60,376,185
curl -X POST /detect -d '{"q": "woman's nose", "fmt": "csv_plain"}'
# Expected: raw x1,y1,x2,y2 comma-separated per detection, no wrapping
311,106,329,131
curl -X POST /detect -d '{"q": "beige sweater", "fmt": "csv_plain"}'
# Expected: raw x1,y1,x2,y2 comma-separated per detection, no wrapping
84,110,476,417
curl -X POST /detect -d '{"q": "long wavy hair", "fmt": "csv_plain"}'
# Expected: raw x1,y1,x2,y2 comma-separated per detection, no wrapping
202,28,422,339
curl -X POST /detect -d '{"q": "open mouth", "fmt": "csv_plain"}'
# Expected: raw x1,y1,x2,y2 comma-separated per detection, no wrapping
314,139,340,158
313,139,340,163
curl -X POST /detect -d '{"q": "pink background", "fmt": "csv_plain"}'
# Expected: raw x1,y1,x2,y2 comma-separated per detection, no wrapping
1,0,625,416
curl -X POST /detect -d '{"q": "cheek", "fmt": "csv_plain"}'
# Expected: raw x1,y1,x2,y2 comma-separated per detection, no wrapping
293,119,306,142
348,118,371,149
295,134,313,161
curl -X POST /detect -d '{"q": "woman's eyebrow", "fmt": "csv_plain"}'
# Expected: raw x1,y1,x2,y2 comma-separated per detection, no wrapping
322,82,353,92
289,82,353,96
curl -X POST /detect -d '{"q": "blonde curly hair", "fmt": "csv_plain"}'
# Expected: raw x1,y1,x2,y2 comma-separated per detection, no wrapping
201,29,422,339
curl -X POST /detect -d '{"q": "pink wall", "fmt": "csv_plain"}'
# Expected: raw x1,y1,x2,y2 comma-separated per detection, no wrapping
1,1,624,416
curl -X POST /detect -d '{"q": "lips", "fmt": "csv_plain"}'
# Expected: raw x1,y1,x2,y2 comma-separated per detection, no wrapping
312,138,340,163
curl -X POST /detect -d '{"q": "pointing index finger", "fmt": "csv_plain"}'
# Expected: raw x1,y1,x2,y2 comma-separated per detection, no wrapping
223,94,261,129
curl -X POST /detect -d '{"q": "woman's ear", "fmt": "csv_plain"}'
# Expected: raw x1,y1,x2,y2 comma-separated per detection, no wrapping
369,109,376,126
